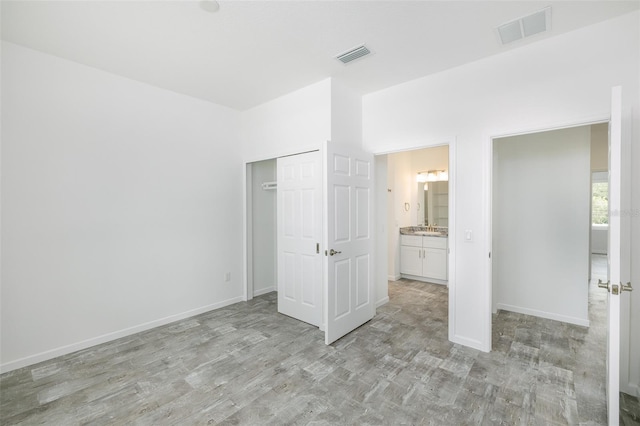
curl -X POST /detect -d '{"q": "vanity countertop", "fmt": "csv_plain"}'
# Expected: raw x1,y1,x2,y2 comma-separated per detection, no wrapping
400,226,448,238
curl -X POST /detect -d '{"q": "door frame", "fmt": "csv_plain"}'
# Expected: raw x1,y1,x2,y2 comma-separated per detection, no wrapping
485,115,609,349
371,138,457,344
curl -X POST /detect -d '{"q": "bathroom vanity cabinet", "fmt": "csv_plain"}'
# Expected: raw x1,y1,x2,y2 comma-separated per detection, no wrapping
400,234,448,283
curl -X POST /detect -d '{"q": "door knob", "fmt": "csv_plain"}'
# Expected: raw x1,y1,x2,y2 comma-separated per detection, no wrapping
329,249,342,256
598,279,610,291
599,279,634,295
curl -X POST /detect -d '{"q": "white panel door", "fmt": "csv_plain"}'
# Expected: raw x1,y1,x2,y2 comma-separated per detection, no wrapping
277,151,322,327
605,86,628,425
324,141,374,344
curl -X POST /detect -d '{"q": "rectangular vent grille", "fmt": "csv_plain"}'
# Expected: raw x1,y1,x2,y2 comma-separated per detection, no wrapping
497,6,551,45
336,45,371,64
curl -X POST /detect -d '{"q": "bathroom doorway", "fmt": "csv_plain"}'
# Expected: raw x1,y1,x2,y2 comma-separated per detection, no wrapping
373,141,455,343
385,145,450,285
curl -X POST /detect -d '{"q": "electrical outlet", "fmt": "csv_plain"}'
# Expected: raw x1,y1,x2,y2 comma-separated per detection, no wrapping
224,272,231,282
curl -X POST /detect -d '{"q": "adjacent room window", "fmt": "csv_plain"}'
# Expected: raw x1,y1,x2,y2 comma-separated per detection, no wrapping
592,172,608,226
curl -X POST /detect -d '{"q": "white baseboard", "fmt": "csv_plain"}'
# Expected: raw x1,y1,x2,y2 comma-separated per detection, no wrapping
376,297,390,308
450,334,488,352
253,286,276,297
621,382,639,398
387,275,401,281
0,296,244,374
496,303,590,327
400,274,448,286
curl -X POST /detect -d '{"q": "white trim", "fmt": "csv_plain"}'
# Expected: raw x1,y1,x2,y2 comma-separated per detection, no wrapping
245,163,253,301
0,296,244,374
622,383,639,399
496,303,590,327
243,144,322,165
371,140,452,156
400,274,448,286
387,274,401,281
484,130,493,353
489,115,609,140
447,138,460,348
376,297,390,308
607,86,622,424
449,334,485,351
253,286,276,297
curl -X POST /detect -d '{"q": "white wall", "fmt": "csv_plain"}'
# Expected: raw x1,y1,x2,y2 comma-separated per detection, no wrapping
374,155,389,306
250,159,277,296
331,78,363,148
240,79,331,161
493,126,591,326
1,42,244,372
591,123,609,172
591,227,608,255
590,126,608,256
363,10,640,395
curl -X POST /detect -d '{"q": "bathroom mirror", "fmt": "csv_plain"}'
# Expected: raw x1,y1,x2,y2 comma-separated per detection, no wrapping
417,181,448,227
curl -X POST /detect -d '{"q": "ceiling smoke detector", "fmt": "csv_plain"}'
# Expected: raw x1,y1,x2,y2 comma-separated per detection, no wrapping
199,0,220,13
335,44,371,64
496,7,551,45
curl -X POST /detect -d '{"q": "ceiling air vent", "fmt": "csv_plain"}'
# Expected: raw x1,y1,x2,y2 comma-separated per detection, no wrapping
335,44,371,64
496,7,551,45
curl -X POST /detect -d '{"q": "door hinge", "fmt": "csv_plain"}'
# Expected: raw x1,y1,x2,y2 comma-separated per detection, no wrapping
489,252,491,259
316,243,320,254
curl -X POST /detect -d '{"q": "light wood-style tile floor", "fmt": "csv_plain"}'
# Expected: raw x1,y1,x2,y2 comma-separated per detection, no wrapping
1,257,638,424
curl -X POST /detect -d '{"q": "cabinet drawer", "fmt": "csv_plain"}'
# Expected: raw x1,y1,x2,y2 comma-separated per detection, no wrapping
400,235,423,247
423,236,447,249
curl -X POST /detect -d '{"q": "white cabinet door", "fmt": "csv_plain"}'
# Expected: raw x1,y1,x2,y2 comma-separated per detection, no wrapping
424,248,447,280
400,245,423,276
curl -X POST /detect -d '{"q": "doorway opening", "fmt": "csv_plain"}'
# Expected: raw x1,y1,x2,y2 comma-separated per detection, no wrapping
374,141,455,343
385,145,450,285
490,123,607,327
245,158,277,301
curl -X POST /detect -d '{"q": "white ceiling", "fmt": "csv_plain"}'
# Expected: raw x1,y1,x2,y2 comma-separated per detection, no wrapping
2,1,638,110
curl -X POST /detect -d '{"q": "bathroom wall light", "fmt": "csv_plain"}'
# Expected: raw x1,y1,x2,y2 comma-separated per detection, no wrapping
417,170,448,183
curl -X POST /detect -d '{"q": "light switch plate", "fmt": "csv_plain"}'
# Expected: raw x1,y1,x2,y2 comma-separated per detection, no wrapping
465,230,473,241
